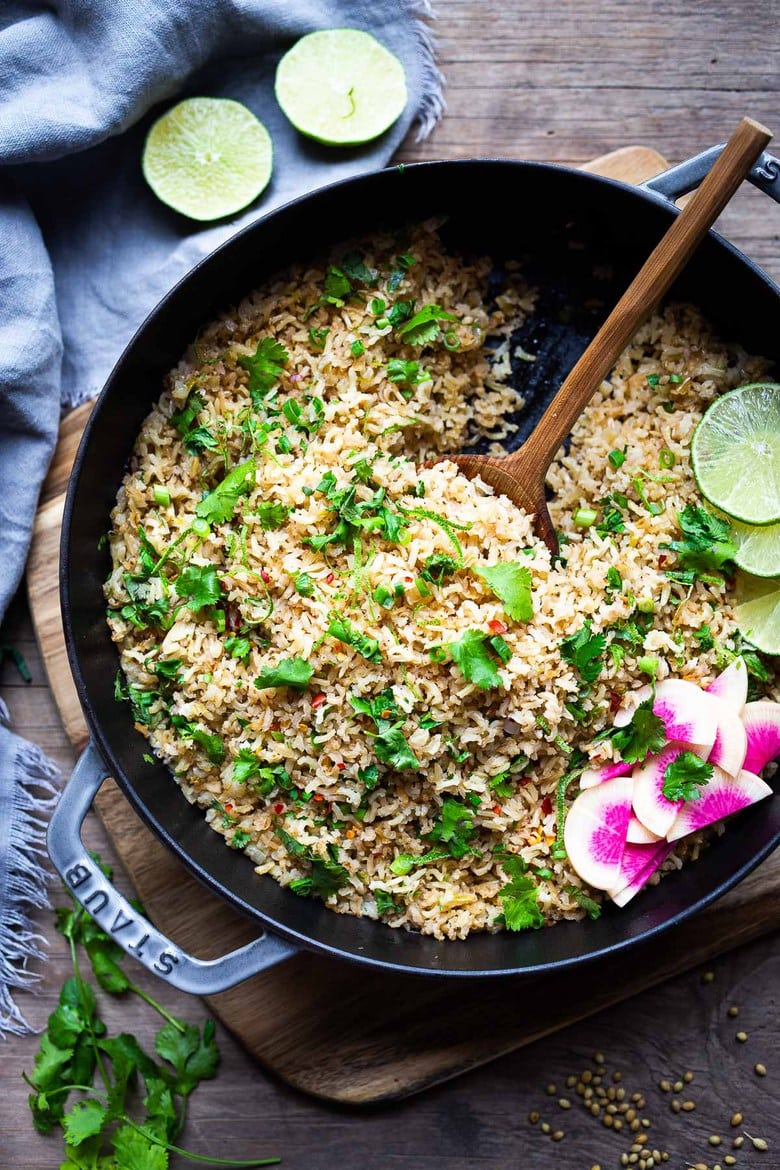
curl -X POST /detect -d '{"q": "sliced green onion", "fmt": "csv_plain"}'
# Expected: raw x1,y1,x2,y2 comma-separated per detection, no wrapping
659,448,676,469
375,317,390,330
572,507,598,528
636,597,655,614
638,655,659,678
350,339,365,357
191,517,210,536
153,485,171,507
370,298,386,315
415,576,432,598
608,449,626,469
442,330,461,351
429,646,447,663
373,584,394,609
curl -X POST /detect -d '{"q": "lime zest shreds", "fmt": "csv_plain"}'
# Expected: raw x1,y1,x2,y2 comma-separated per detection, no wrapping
274,28,408,146
398,504,472,564
142,98,273,221
691,382,780,525
733,570,780,656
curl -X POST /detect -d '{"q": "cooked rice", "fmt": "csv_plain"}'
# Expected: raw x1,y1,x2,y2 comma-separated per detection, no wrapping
105,222,778,940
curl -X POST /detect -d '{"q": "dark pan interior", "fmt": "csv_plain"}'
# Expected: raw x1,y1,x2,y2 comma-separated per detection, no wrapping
62,161,780,976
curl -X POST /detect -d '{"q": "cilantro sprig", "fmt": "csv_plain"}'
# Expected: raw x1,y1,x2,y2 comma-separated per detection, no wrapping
196,462,256,525
496,857,544,931
25,855,279,1168
350,689,420,771
237,337,289,408
560,620,606,684
661,750,713,801
439,628,510,690
662,504,737,585
275,825,349,900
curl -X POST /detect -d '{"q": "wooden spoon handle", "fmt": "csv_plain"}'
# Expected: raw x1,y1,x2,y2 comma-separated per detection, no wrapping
515,117,772,475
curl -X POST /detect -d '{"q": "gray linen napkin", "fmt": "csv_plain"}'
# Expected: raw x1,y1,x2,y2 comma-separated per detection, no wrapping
0,0,443,1035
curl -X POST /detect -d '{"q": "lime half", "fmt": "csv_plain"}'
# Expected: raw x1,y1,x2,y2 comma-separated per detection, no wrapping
691,383,780,525
275,29,407,145
729,514,780,578
733,570,780,656
142,98,273,221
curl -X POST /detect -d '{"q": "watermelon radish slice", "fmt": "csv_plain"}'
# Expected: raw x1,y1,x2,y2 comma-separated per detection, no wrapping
632,742,692,838
706,657,748,713
580,759,633,790
608,841,672,907
626,815,662,845
613,679,717,755
563,778,633,891
705,691,748,777
742,700,780,775
666,767,773,842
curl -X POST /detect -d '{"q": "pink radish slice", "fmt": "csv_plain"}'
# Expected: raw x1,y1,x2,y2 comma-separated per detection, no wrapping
580,760,633,790
666,768,773,842
626,815,662,845
563,778,633,891
706,657,748,714
742,701,780,775
632,742,692,838
705,691,748,777
608,841,672,907
613,679,717,755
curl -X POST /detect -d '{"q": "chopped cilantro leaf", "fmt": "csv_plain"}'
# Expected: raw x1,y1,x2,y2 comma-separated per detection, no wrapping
170,390,218,454
444,628,508,690
595,495,626,537
606,566,623,593
224,635,250,661
390,846,451,875
497,857,544,931
275,825,349,900
254,656,313,690
230,829,252,850
170,715,225,763
350,690,420,771
326,614,381,662
232,748,263,785
610,695,667,765
662,504,737,584
396,303,457,347
350,338,365,357
420,552,458,585
386,299,415,328
308,326,329,351
176,564,221,613
560,620,606,683
292,572,314,599
340,252,376,285
374,889,401,915
195,461,255,524
237,337,289,406
322,266,352,306
693,623,714,651
661,750,713,801
386,359,430,387
426,797,477,860
255,500,291,530
475,561,534,622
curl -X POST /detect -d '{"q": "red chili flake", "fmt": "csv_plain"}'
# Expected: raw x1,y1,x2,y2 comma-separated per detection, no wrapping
520,776,532,787
492,803,502,815
273,802,284,815
658,553,668,567
404,575,414,582
260,569,271,584
610,690,622,713
313,793,324,802
312,693,327,709
488,619,507,635
325,572,335,585
335,761,346,771
224,803,234,812
541,796,553,816
269,721,281,732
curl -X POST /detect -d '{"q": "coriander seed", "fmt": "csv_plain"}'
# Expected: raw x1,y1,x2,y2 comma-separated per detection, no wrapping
727,1006,739,1018
546,1082,557,1095
709,1136,722,1146
755,1062,767,1076
730,1113,742,1127
659,1079,671,1092
528,1110,540,1124
736,1031,748,1042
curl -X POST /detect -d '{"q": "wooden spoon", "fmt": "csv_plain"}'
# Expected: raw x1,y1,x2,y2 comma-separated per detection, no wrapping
448,117,772,552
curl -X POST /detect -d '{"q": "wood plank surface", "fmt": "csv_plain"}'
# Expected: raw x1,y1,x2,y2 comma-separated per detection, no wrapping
3,1,779,1165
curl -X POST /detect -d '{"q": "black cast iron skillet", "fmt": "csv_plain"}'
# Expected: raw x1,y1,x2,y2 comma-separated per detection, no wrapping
48,144,780,994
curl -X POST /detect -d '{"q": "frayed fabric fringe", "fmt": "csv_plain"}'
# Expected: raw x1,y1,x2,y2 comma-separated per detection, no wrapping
407,0,447,140
0,699,61,1038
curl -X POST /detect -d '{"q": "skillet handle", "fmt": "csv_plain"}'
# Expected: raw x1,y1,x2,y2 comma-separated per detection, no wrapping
48,742,297,994
642,143,780,204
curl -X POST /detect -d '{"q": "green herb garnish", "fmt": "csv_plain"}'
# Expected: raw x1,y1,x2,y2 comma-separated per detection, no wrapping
327,613,381,662
661,750,713,801
475,561,533,622
560,620,606,684
176,564,221,614
170,715,225,764
275,825,349,900
350,690,420,771
662,504,737,585
196,461,255,525
255,501,291,530
396,303,457,347
237,336,289,407
442,628,509,690
254,656,313,691
497,857,544,931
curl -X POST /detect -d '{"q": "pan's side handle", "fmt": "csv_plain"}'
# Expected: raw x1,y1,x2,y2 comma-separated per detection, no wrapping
642,143,780,205
48,742,298,994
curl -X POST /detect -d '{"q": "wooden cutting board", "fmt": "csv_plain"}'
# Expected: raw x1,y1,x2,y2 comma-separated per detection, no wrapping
27,146,780,1105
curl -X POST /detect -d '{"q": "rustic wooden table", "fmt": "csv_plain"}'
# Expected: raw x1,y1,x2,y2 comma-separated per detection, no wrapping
2,2,778,1166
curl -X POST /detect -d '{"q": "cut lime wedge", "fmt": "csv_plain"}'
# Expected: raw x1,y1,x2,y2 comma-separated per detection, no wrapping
142,98,273,221
729,514,780,578
275,29,407,145
733,570,780,656
691,383,780,525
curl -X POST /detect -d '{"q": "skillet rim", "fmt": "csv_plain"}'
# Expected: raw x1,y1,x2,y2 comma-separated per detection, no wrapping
60,157,780,977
